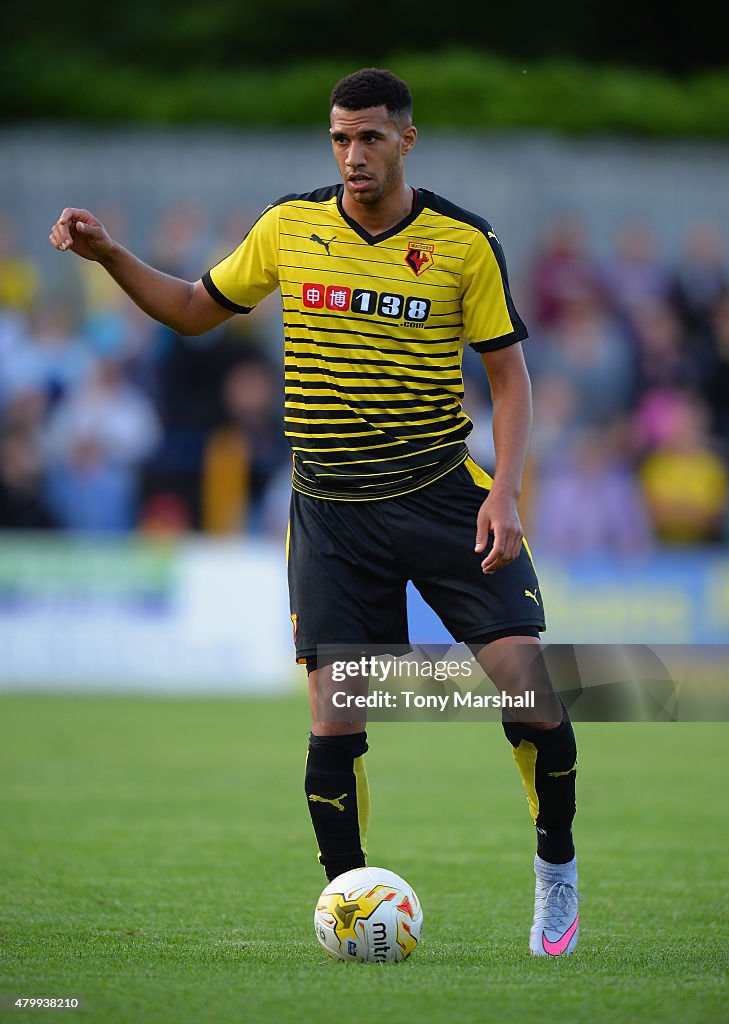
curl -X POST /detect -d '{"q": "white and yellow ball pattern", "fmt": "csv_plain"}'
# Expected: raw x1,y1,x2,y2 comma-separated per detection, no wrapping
314,866,423,962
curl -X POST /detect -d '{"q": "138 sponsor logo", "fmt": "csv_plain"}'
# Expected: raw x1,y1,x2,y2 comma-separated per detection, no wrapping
302,283,431,323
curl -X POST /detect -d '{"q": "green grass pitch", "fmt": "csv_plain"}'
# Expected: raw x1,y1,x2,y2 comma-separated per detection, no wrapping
1,695,727,1024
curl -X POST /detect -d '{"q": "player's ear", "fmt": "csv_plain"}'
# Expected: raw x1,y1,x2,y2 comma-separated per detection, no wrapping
401,125,417,155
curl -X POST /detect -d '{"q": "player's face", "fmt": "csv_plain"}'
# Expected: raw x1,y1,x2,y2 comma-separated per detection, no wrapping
330,105,416,206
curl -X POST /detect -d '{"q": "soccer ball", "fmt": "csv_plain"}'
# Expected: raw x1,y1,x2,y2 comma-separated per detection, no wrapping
314,866,423,962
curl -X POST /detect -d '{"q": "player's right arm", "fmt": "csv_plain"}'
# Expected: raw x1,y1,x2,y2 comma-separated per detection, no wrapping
48,208,233,336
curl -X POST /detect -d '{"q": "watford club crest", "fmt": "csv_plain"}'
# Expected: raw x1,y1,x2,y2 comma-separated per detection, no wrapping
404,240,435,277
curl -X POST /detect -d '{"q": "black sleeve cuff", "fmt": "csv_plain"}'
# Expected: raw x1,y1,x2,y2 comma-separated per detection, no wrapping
202,271,252,314
469,325,528,353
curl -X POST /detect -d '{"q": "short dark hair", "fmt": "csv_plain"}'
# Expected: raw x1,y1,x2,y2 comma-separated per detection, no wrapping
330,68,413,126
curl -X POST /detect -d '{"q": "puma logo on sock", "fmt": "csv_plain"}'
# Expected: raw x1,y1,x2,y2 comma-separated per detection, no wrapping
309,792,347,812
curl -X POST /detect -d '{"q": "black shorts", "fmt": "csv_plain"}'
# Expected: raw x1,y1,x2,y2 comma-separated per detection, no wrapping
287,457,546,664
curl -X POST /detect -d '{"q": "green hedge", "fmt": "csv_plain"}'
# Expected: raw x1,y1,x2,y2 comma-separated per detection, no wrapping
6,49,729,138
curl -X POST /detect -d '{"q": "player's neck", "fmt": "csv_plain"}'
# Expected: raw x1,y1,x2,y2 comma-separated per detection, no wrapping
341,182,415,237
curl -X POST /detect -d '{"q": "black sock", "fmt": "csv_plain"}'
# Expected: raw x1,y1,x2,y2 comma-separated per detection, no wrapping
305,732,370,881
503,710,577,864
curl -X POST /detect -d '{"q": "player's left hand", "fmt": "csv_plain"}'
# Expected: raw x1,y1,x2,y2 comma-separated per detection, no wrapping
475,491,524,574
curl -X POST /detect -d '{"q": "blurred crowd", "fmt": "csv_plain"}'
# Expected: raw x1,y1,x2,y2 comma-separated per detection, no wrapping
0,206,727,555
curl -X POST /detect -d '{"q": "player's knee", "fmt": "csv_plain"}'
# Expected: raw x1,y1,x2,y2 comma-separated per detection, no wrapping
502,705,575,753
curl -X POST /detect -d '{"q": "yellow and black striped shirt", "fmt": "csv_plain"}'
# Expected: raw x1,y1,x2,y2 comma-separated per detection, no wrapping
202,185,527,501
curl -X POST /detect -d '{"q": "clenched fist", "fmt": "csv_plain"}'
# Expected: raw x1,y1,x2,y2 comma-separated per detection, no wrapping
48,208,114,262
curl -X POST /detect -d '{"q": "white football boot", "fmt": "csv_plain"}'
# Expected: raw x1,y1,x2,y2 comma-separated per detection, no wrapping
529,856,580,957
